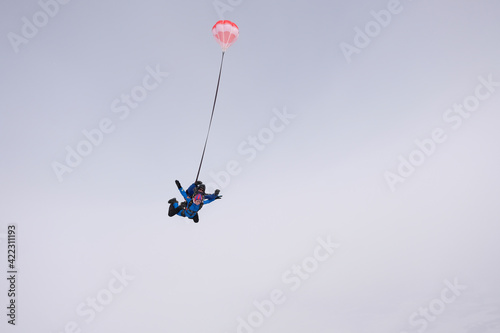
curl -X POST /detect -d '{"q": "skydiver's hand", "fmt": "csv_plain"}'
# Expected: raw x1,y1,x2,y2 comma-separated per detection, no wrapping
175,180,182,189
195,181,203,186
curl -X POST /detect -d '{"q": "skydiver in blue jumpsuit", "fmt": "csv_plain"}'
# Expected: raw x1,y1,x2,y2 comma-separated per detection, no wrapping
168,180,221,223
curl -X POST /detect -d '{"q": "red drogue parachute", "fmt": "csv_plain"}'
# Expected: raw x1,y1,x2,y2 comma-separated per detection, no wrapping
212,20,239,52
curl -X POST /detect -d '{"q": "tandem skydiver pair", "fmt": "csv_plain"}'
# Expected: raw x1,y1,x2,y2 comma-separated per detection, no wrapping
167,180,222,223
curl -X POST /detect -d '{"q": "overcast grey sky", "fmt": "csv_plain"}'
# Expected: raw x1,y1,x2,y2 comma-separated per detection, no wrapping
1,0,500,332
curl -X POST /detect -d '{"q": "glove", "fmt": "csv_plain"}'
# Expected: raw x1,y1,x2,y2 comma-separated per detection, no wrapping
175,180,182,189
195,181,203,186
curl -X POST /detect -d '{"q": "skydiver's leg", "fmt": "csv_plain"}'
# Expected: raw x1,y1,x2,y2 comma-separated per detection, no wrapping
168,204,178,217
174,202,188,218
168,199,181,217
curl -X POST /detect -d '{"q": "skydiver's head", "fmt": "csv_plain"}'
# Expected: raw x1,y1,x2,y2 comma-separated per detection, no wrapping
196,184,206,194
193,194,203,205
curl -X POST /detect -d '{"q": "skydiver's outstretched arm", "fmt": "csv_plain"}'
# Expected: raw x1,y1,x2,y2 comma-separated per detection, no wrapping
202,194,222,205
203,198,215,205
175,180,189,200
204,189,222,201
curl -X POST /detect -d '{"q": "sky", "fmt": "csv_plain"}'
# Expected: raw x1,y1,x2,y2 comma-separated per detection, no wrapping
1,0,500,332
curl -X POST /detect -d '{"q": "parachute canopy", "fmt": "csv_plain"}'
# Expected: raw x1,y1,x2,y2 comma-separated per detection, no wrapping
212,20,239,52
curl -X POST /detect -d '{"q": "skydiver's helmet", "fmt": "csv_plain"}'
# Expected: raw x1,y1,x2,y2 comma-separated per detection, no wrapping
195,184,206,194
193,194,203,204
